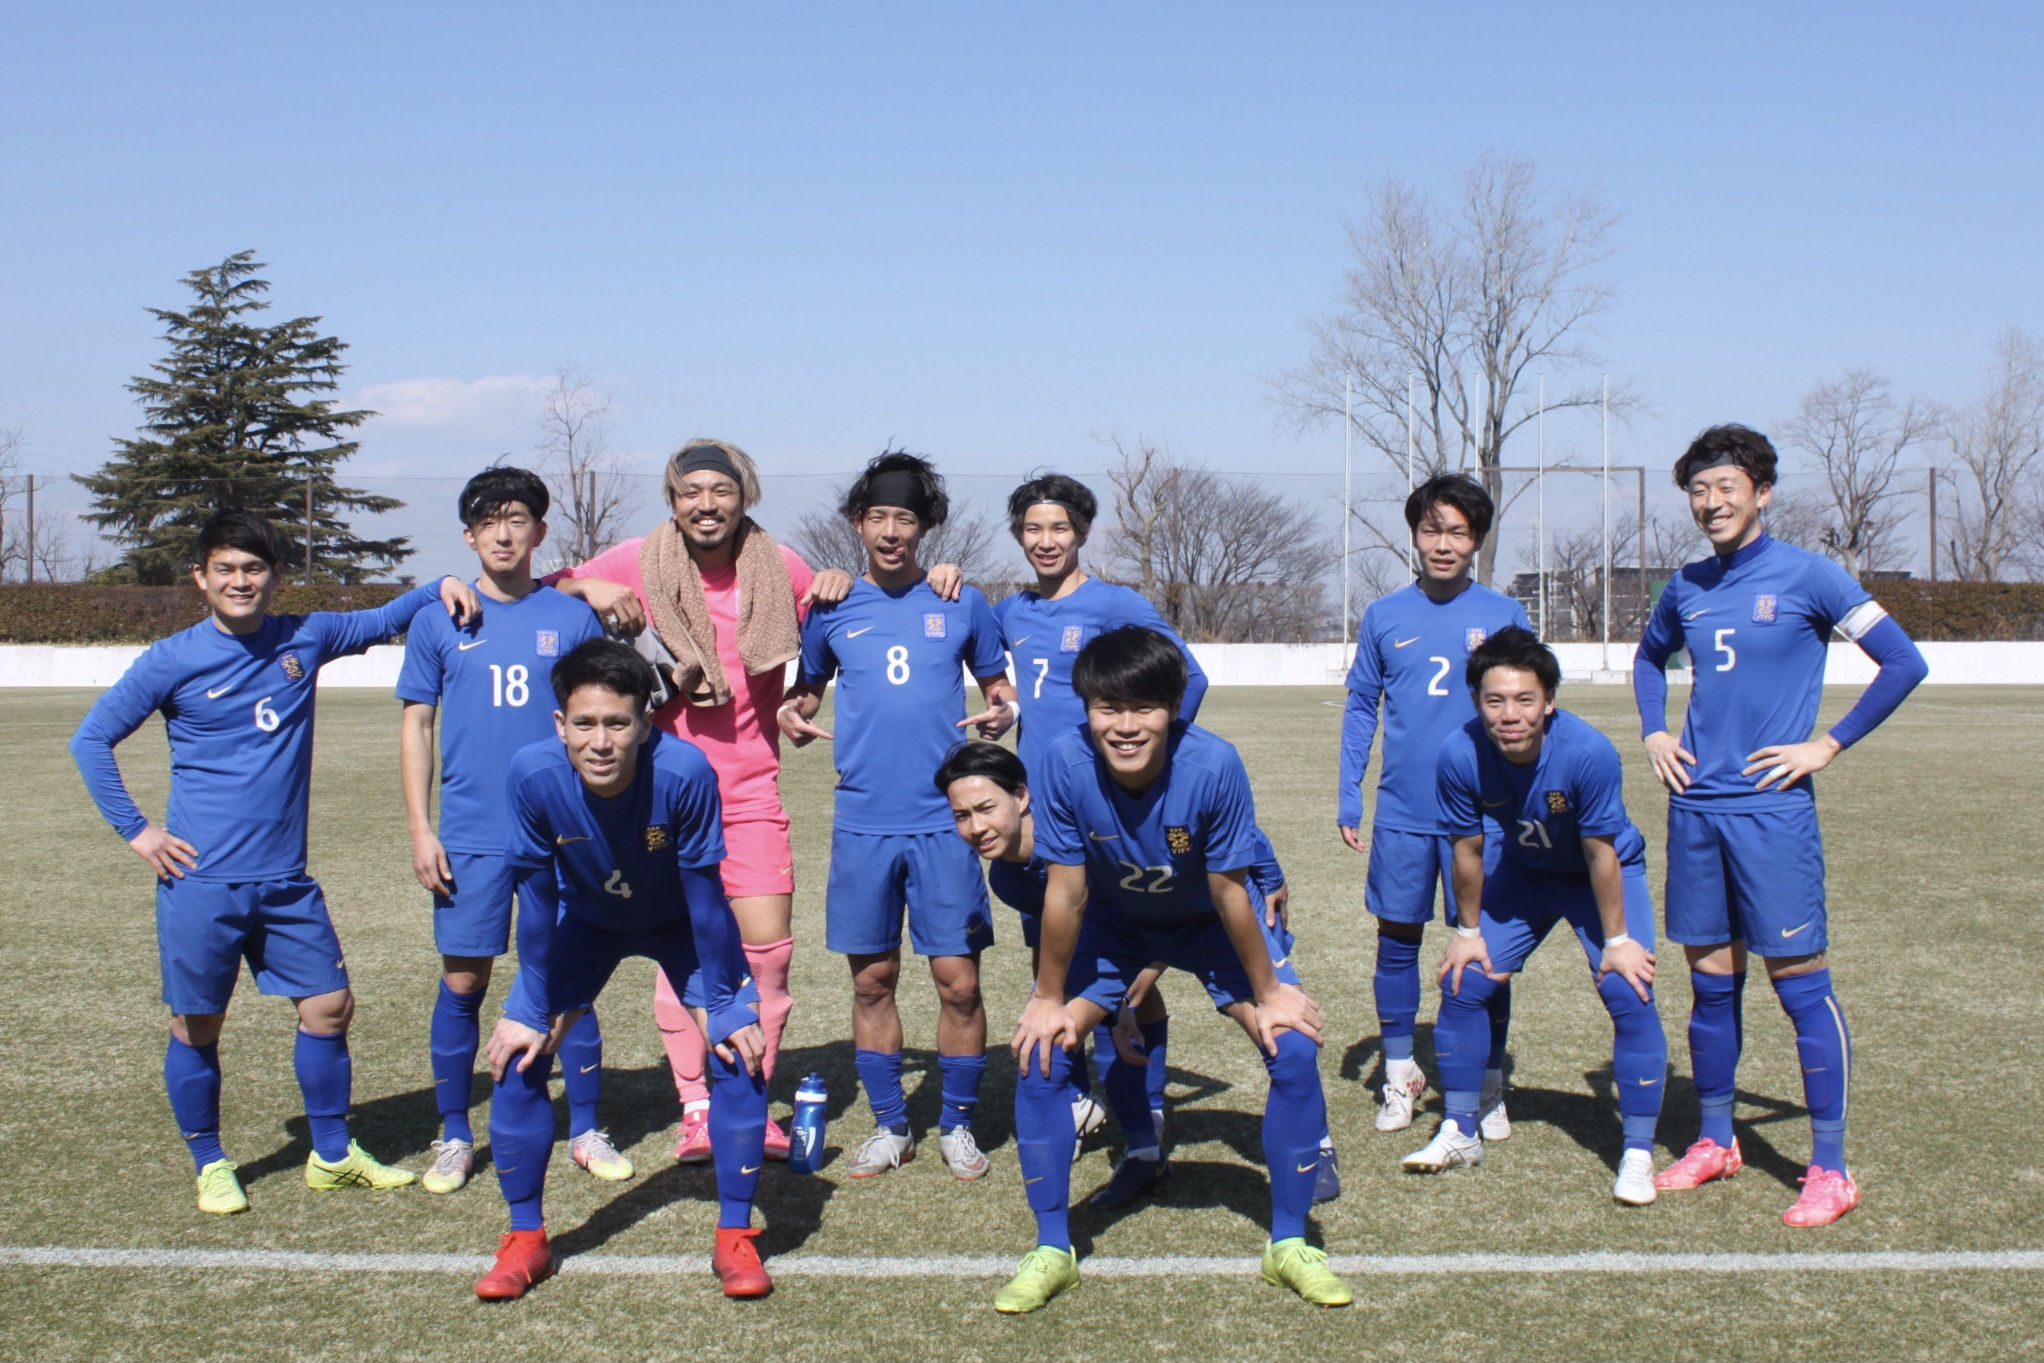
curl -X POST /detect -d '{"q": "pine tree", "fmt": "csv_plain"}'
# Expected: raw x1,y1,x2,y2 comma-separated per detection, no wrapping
76,251,411,584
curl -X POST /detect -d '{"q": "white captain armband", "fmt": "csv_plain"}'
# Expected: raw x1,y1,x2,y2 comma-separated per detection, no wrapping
1454,924,1484,939
1837,601,1889,642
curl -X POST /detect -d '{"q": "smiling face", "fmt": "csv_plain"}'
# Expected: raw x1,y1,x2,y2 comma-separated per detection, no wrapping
1086,696,1174,792
192,547,276,629
671,472,746,557
555,682,650,795
1475,664,1555,765
947,774,1030,861
463,502,546,579
857,505,925,576
1686,464,1771,552
1414,500,1479,587
1017,502,1085,581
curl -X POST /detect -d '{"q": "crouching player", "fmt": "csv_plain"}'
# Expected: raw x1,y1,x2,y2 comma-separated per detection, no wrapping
1001,627,1351,1314
477,639,769,1301
1407,628,1667,1204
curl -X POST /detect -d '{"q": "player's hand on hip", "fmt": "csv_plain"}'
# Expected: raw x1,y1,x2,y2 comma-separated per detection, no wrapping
486,1018,551,1081
1439,933,1493,995
1338,824,1367,855
801,569,854,609
715,1022,768,1077
1265,881,1290,931
925,563,965,601
438,575,483,626
960,701,1017,741
129,825,198,881
1012,993,1078,1077
410,831,452,896
1744,736,1839,792
1110,1005,1149,1066
1253,983,1322,1053
1644,732,1696,793
1599,938,1657,1003
777,702,832,746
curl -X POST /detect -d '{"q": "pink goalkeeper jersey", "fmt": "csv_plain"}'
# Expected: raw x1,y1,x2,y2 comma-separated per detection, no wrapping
554,537,814,817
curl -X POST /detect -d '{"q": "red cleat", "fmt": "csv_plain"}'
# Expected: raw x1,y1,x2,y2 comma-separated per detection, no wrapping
1783,1166,1860,1227
763,1117,791,1161
475,1229,555,1301
712,1226,773,1299
1652,1137,1743,1190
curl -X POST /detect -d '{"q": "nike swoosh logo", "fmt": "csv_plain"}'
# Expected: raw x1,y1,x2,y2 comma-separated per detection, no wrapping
1482,799,1509,808
1024,1176,1043,1185
741,1164,762,1175
1683,608,1711,621
1638,1077,1660,1086
1296,1162,1318,1173
1394,637,1420,648
496,1166,515,1175
457,639,489,651
1272,956,1289,969
1088,832,1119,841
1012,636,1030,646
847,626,875,638
777,865,793,876
580,1063,599,1073
1781,922,1812,938
556,835,591,845
206,683,237,698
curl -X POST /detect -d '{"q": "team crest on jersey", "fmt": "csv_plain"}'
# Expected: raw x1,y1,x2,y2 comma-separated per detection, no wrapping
1464,628,1488,652
1545,790,1571,816
644,825,670,852
923,612,947,639
278,652,305,681
536,630,559,657
1165,825,1193,857
1752,594,1778,623
1061,625,1084,653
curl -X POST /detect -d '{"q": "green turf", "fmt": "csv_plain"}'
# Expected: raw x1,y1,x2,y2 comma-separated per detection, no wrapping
3,685,2041,1360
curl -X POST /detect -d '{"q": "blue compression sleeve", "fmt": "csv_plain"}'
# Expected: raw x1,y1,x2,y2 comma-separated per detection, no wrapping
1774,969,1851,1172
1096,1023,1158,1155
559,1007,603,1137
1178,647,1210,724
1433,969,1497,1131
1373,932,1422,1064
679,864,754,1043
430,982,485,1142
1827,617,1928,749
503,867,561,1032
1262,1030,1327,1244
1689,971,1745,1148
1014,1046,1076,1250
707,1047,767,1228
1337,687,1380,828
492,1052,555,1230
305,582,443,659
1599,974,1668,1153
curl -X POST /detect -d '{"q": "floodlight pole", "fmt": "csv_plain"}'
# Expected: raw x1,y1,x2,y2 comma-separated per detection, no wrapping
1601,373,1611,669
23,474,34,584
1406,374,1416,576
1343,375,1353,649
1536,374,1546,640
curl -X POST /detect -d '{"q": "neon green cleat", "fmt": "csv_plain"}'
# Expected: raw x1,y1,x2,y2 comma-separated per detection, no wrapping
1262,1238,1353,1308
568,1129,634,1181
421,1138,475,1195
305,1140,417,1190
993,1245,1080,1314
196,1159,247,1215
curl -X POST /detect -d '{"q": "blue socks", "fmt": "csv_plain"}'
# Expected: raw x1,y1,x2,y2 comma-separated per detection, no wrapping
1688,970,1746,1148
1432,968,1498,1134
1599,973,1668,1152
855,1048,909,1132
707,1049,768,1228
491,1052,555,1232
293,1029,352,1162
1486,977,1513,1070
165,1035,226,1172
937,1053,987,1132
1014,1046,1076,1250
430,982,485,1144
1142,1019,1170,1115
557,1007,603,1138
1262,1029,1327,1243
1773,969,1851,1172
1098,1023,1158,1156
1373,931,1422,1065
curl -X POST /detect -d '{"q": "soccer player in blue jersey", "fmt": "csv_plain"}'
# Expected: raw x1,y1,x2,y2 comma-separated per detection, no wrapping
70,511,480,1214
999,626,1352,1313
1339,474,1532,1135
1409,627,1667,1204
1636,425,1926,1226
476,639,770,1300
778,451,1018,1181
396,467,612,1196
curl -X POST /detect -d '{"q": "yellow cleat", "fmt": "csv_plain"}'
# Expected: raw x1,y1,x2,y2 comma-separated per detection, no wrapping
305,1140,417,1190
1262,1238,1353,1308
993,1245,1080,1314
196,1159,247,1215
568,1129,635,1181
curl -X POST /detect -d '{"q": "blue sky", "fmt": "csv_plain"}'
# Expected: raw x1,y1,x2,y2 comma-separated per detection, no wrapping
3,3,2039,578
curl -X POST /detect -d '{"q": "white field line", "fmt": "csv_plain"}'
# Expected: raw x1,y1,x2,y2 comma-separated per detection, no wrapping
4,1246,2041,1278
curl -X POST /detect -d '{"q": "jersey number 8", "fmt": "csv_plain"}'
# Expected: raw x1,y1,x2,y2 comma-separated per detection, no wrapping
886,646,911,686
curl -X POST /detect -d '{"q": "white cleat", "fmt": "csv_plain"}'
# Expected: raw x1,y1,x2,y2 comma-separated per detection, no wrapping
1478,1080,1512,1142
1071,1093,1105,1162
1402,1120,1484,1173
1375,1067,1427,1132
847,1128,916,1178
1613,1149,1657,1205
938,1127,991,1181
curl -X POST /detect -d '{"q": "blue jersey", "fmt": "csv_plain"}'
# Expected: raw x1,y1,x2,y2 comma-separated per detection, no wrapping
71,583,443,881
504,730,726,934
395,584,602,853
1340,582,1532,832
1436,710,1646,880
989,825,1285,915
1033,722,1264,929
798,577,1007,834
1636,536,1881,810
994,578,1209,780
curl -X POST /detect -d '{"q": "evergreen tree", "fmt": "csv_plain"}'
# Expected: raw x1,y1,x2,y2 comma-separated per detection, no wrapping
76,251,411,583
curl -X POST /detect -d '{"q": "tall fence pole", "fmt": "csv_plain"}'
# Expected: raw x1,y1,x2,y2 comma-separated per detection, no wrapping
24,474,34,584
304,475,314,582
1928,469,1939,582
1601,374,1611,669
1342,375,1353,649
1405,374,1416,576
1536,374,1546,639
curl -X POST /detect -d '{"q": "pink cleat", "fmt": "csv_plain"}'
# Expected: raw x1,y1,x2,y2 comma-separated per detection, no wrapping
1783,1166,1860,1227
1652,1137,1743,1190
763,1117,791,1161
673,1109,713,1164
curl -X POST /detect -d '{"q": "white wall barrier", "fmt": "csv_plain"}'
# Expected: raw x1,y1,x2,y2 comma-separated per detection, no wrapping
3,640,2042,690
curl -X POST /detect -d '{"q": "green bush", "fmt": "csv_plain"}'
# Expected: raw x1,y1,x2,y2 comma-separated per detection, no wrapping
1867,580,2044,642
0,584,412,644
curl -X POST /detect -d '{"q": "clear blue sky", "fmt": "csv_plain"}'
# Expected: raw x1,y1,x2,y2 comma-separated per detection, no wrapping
3,3,2039,578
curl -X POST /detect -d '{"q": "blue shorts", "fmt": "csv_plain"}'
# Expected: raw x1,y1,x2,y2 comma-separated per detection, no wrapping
1064,909,1301,1016
1369,826,1490,925
1016,907,1043,951
825,828,994,958
1480,863,1656,975
1665,802,1827,956
431,850,515,957
156,874,350,1015
1018,883,1288,960
548,915,762,1018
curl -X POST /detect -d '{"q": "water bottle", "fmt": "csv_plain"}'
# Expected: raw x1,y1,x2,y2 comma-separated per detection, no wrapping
789,1073,828,1174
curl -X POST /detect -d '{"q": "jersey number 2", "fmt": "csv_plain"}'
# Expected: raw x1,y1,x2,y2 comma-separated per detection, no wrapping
1428,656,1452,696
1117,861,1175,893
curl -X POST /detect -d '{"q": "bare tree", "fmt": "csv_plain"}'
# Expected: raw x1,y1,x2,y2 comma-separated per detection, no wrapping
1940,328,2044,582
1776,369,1930,577
1268,153,1640,584
535,365,643,570
1101,438,1333,642
785,493,1013,595
1762,487,1834,557
0,426,24,581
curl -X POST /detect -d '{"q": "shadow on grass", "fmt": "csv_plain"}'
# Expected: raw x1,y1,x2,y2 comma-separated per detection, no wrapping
1071,1154,1328,1257
1498,1069,1807,1185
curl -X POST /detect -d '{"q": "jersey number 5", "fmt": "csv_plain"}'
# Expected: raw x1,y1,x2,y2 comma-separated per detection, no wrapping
1713,628,1737,672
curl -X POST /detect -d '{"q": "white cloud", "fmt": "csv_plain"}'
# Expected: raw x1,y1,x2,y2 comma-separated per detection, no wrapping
351,374,550,430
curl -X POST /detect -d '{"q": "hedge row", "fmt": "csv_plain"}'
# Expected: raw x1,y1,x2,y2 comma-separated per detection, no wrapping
1868,580,2044,642
0,584,412,644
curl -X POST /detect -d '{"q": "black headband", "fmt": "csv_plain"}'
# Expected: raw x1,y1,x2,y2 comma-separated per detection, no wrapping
677,446,742,484
1685,452,1746,478
864,470,936,520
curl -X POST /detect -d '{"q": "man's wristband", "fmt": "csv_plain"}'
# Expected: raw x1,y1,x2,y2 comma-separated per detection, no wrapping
1454,924,1483,939
1603,932,1632,949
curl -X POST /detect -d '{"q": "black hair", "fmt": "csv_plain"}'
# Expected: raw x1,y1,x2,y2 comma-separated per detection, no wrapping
1071,625,1188,712
841,449,949,527
1674,423,1779,490
1465,625,1561,696
458,465,551,526
194,510,285,569
1404,472,1496,542
550,637,657,710
1005,472,1098,540
933,739,1029,797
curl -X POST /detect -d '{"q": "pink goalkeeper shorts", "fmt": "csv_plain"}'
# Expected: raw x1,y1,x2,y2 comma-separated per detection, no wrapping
720,807,795,898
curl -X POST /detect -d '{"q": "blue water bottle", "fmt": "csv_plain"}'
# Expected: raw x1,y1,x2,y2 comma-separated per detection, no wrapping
789,1073,828,1174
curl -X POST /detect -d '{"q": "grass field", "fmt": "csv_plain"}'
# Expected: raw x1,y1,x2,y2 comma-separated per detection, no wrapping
3,683,2041,1361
